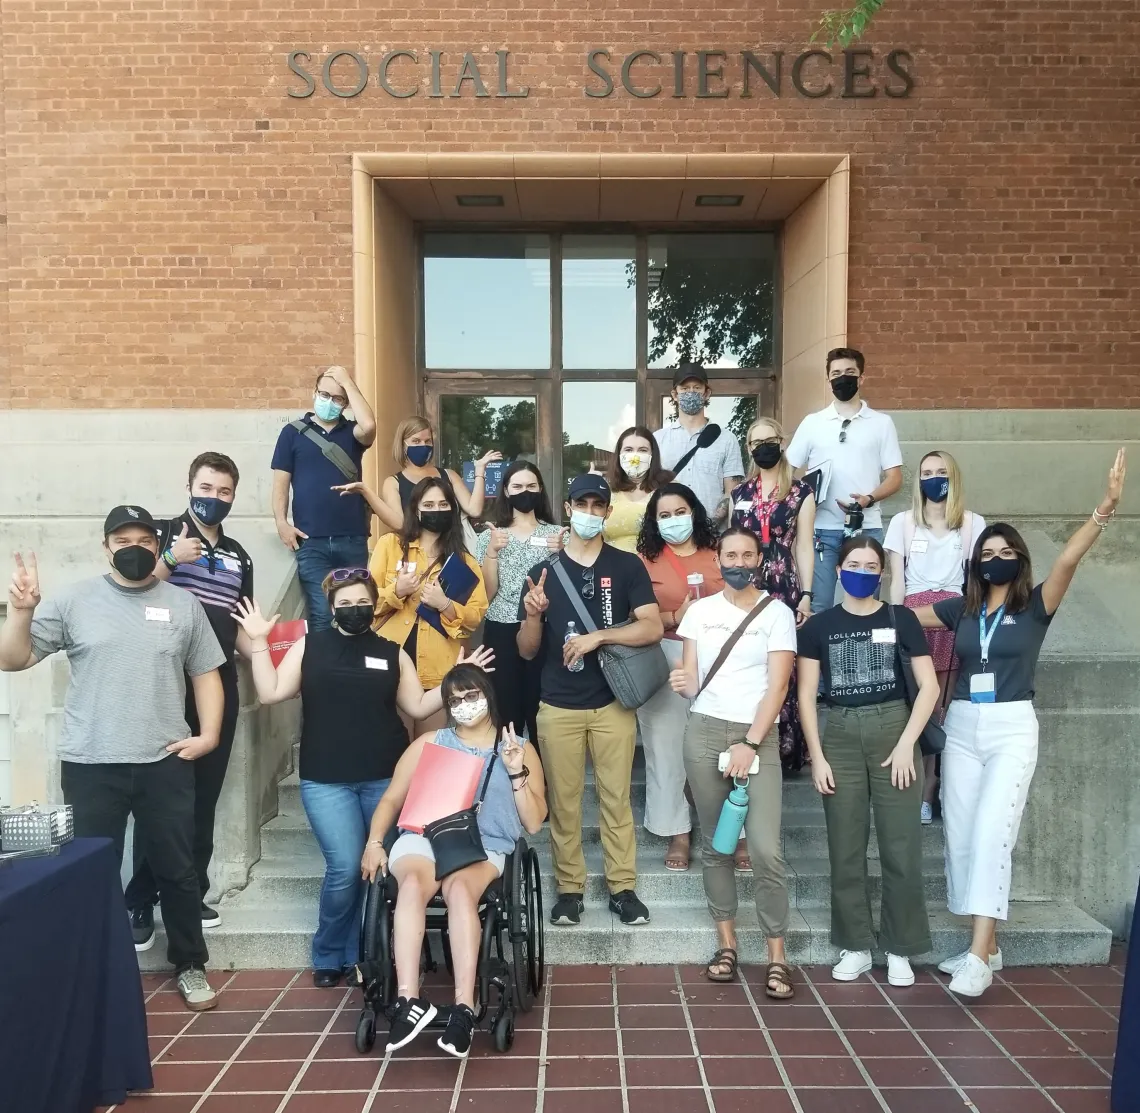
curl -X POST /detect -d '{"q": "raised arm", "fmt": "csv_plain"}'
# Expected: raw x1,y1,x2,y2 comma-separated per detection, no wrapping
1041,448,1126,615
517,569,549,661
233,598,304,703
0,552,42,671
394,644,496,721
327,366,376,447
448,450,502,519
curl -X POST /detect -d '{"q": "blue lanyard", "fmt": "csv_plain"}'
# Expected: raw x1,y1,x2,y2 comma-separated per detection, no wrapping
978,602,1006,669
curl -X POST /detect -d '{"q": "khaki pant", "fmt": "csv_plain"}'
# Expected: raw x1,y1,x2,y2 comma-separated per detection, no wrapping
536,700,637,895
821,701,932,956
683,713,789,939
635,639,692,837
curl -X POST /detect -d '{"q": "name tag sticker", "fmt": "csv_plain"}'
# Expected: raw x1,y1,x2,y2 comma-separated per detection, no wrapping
909,539,929,553
145,607,171,623
219,555,242,572
365,657,388,670
734,499,754,512
529,535,550,548
872,627,896,644
970,673,996,703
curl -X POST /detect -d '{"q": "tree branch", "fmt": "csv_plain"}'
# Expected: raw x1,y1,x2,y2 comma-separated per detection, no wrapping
812,0,886,47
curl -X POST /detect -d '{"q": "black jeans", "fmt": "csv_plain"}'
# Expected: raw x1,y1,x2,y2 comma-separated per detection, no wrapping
125,662,239,910
482,619,543,744
61,755,208,971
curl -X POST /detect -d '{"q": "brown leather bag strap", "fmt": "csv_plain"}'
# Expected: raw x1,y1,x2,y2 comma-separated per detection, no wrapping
695,595,774,698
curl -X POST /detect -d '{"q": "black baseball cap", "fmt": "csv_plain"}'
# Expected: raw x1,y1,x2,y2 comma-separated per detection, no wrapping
567,473,612,505
672,362,709,388
103,504,160,537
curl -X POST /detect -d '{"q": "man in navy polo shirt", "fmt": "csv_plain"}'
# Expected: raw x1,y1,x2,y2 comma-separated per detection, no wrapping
126,451,255,948
271,365,377,630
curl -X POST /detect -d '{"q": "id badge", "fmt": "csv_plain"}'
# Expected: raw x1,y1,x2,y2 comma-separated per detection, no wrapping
909,539,929,554
970,672,996,703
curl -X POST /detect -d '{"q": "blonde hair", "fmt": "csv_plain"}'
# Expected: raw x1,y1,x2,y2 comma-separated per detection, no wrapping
392,415,433,468
913,449,965,530
745,417,793,500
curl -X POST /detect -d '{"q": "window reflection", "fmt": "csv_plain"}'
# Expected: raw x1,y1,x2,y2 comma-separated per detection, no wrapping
439,395,537,476
562,381,636,497
562,235,637,369
424,233,551,369
647,233,776,370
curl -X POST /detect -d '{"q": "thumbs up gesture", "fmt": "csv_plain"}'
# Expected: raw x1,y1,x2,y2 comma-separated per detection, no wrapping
170,522,204,566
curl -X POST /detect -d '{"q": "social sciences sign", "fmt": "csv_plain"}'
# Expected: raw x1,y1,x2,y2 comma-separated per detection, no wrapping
285,48,915,100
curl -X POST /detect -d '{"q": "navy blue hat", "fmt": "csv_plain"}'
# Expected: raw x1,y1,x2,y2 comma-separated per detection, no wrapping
567,473,611,504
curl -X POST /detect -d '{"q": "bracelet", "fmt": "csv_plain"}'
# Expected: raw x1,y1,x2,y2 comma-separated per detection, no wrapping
742,738,761,751
508,766,529,781
1092,506,1115,528
161,549,178,570
366,839,385,849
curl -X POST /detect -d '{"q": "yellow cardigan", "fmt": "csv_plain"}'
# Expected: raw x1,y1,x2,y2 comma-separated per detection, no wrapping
368,533,488,688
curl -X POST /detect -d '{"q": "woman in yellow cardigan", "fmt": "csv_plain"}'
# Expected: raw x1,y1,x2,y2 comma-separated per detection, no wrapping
369,476,489,734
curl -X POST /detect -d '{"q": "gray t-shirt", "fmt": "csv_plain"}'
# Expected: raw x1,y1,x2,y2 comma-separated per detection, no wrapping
30,575,226,764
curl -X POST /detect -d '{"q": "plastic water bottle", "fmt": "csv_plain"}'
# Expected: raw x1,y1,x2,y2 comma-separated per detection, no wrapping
687,572,705,600
565,621,584,672
712,780,749,855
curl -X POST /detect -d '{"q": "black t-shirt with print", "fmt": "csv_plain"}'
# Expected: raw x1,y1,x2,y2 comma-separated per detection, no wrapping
518,544,657,711
798,603,930,708
933,584,1054,703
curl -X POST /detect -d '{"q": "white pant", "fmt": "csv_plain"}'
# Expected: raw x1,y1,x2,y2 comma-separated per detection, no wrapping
941,699,1039,920
636,638,692,837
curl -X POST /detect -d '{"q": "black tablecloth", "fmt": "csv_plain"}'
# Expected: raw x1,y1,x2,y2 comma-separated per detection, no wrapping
1114,876,1140,1112
0,837,152,1112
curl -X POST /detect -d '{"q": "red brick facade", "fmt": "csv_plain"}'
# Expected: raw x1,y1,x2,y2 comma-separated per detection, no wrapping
1,0,1137,410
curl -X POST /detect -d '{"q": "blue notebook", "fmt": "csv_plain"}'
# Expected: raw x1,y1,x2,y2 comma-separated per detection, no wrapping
416,552,480,637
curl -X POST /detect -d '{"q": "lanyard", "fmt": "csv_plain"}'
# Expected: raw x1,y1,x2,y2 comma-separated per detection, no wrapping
754,480,778,547
978,602,1005,669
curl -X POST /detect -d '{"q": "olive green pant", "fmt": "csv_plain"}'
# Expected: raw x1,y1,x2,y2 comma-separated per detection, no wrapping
821,701,932,956
683,713,789,939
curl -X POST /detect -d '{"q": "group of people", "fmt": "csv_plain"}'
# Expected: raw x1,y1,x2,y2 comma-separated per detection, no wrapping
0,353,1127,1047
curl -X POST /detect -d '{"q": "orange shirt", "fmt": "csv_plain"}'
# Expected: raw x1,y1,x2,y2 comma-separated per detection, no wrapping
640,547,723,639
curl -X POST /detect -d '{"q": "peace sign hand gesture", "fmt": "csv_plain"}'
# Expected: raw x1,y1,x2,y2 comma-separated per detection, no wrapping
522,568,549,617
9,552,41,611
500,722,526,775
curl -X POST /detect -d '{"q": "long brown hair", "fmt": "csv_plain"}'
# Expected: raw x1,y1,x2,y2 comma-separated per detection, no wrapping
400,477,467,572
607,425,672,493
963,523,1034,617
485,460,555,528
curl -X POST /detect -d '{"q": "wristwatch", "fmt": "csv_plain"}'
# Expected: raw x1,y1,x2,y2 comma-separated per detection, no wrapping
863,495,877,508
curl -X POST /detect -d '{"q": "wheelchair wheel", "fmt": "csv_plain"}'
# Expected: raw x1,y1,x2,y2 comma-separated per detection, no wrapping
508,844,545,1010
492,1009,515,1053
354,1008,377,1054
526,846,545,997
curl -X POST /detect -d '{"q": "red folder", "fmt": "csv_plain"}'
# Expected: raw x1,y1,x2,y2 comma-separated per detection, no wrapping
397,741,487,834
267,619,307,668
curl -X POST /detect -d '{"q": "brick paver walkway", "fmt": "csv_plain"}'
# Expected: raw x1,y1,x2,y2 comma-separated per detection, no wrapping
104,949,1125,1113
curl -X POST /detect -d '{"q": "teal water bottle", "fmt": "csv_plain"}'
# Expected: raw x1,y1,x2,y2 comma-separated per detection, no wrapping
712,778,749,855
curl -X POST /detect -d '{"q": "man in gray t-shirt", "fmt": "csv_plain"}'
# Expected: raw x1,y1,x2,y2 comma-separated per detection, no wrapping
0,505,226,1012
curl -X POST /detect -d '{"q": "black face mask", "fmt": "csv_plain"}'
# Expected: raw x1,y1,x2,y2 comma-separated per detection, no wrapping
980,556,1021,586
419,509,454,535
720,565,756,591
333,604,374,635
751,444,783,470
508,491,542,514
111,545,157,582
830,374,860,402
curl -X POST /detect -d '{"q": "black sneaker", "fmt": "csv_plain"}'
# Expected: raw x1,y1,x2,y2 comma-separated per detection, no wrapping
385,995,437,1053
200,903,221,930
550,893,584,926
437,1003,476,1058
609,889,650,925
130,906,155,952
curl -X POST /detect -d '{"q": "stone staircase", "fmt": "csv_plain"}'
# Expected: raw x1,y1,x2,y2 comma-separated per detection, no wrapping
142,743,1111,971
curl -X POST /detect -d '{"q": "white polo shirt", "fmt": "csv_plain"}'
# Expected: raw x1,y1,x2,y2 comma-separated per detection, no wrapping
785,401,903,531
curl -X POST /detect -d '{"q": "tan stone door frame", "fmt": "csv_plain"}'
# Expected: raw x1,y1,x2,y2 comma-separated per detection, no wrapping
349,152,850,493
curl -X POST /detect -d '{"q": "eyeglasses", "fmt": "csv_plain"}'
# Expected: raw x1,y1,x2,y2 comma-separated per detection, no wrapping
581,567,595,600
747,437,781,450
330,568,372,582
838,418,852,444
315,389,348,406
448,692,485,708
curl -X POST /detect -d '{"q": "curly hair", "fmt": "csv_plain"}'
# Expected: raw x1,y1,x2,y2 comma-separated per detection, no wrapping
636,482,718,561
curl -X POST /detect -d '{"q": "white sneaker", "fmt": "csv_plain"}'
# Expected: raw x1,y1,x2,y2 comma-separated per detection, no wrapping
937,947,1003,975
831,949,873,981
920,802,933,825
886,953,915,987
948,953,994,997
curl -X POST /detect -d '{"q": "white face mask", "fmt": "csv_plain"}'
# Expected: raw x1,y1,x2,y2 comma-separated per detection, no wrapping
450,697,488,726
620,451,650,480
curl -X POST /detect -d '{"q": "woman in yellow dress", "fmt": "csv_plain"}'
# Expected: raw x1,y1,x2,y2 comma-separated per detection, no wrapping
602,425,673,552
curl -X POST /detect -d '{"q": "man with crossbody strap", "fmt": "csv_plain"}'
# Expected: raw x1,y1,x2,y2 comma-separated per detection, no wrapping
271,365,377,631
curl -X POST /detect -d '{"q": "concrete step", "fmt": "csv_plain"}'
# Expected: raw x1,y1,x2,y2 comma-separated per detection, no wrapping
139,898,1111,972
240,843,950,909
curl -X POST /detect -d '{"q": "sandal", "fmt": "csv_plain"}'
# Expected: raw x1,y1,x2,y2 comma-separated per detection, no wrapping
664,835,690,872
765,961,795,1000
706,948,738,983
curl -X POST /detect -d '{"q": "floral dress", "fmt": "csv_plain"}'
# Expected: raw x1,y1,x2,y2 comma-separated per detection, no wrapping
730,476,813,772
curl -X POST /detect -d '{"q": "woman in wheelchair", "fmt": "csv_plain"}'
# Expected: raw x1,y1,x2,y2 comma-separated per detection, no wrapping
360,664,547,1058
234,572,493,989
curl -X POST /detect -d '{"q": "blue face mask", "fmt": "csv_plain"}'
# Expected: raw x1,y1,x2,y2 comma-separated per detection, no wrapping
406,444,434,467
839,568,881,599
569,509,606,540
190,497,232,528
314,395,344,423
920,476,950,503
658,515,694,545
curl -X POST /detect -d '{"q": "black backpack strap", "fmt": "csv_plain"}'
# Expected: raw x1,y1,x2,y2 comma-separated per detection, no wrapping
548,556,598,634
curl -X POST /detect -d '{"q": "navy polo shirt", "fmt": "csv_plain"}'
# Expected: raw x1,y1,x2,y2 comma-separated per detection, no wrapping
271,413,369,538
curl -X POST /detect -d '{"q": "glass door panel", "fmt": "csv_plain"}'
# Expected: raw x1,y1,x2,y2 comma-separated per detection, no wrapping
559,380,637,509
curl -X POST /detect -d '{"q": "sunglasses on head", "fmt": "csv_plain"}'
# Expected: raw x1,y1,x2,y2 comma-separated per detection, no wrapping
329,567,372,583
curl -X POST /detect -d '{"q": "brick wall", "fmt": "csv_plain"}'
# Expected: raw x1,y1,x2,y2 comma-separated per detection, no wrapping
1,0,1137,411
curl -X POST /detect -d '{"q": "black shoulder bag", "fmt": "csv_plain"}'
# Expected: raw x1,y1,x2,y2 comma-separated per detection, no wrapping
669,423,722,478
422,743,498,881
289,418,361,482
885,605,947,756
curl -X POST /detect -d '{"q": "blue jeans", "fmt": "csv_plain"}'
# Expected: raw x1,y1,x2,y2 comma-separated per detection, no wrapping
300,778,390,970
294,536,369,632
812,527,885,612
